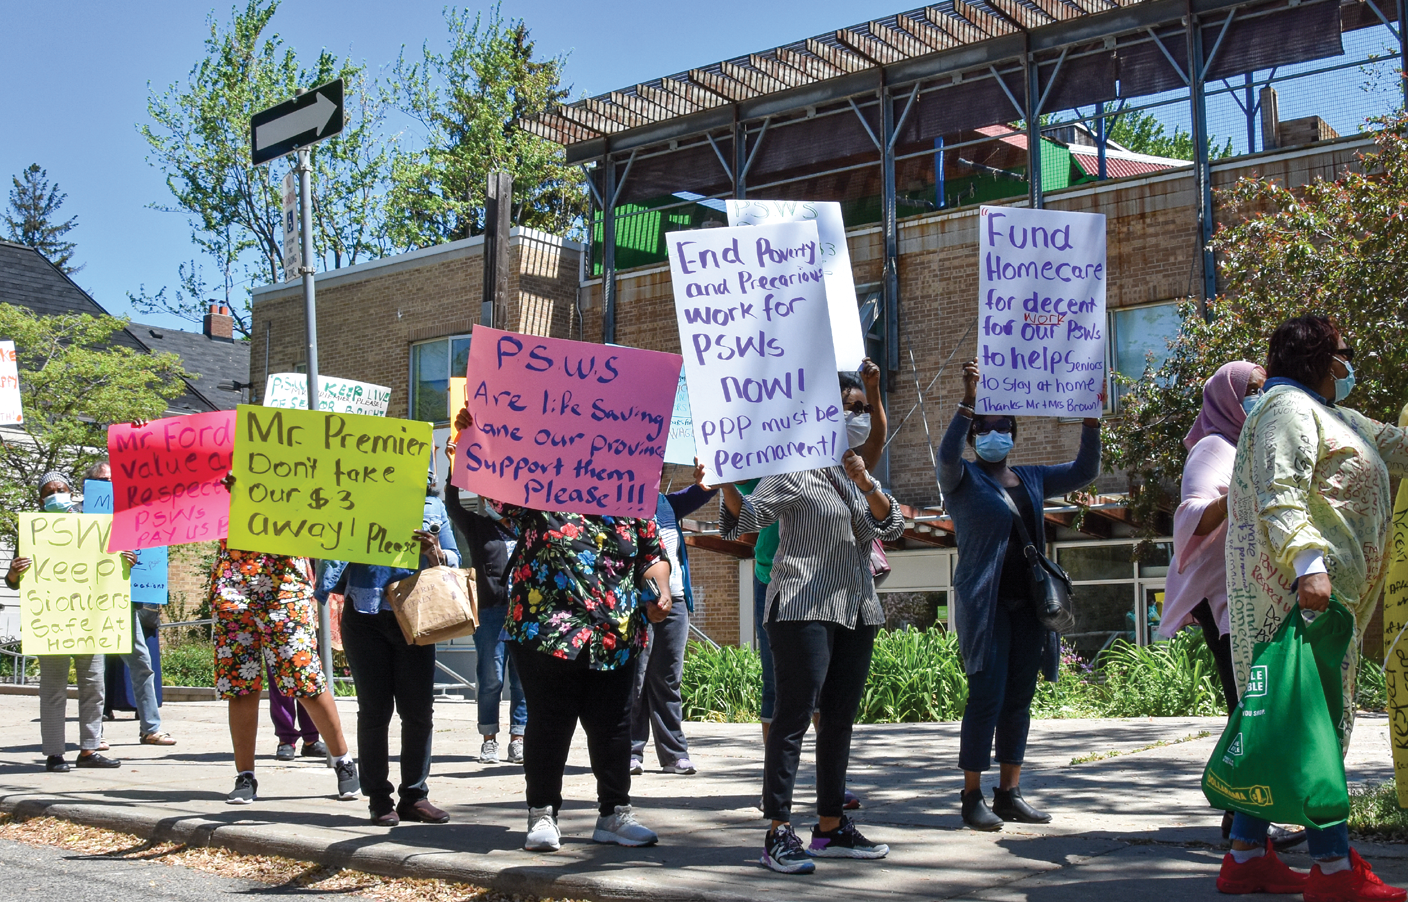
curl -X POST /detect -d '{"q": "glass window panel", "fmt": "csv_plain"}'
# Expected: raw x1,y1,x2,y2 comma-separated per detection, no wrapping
878,590,948,631
412,340,449,424
1056,543,1134,581
1138,542,1174,578
1066,582,1137,656
1111,302,1182,406
450,337,473,380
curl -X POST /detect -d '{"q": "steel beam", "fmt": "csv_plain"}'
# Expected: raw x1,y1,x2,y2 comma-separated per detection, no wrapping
1186,4,1217,308
881,85,900,382
601,152,617,343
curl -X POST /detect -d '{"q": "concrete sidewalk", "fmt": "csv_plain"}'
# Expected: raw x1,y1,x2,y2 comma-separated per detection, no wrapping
0,692,1402,901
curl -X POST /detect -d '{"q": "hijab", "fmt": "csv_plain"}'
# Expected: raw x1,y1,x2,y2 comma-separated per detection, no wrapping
1183,361,1265,450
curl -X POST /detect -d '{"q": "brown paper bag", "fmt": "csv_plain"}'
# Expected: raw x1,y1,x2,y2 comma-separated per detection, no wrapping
385,566,478,646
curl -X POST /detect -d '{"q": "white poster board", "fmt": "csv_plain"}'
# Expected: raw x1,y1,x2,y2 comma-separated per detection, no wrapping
0,341,20,424
663,370,696,465
668,221,847,484
975,206,1107,417
263,373,391,417
726,199,867,370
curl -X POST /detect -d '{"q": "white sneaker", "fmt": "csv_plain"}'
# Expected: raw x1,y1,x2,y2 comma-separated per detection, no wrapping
524,806,560,852
507,738,524,764
479,739,500,764
592,804,658,847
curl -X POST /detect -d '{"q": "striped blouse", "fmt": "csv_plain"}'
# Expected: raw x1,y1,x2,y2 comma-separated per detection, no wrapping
721,465,905,628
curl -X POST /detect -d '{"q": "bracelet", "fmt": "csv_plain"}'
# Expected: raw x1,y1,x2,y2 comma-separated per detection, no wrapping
957,402,975,415
865,480,884,496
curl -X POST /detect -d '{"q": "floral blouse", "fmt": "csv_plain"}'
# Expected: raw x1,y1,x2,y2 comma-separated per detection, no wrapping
493,504,664,670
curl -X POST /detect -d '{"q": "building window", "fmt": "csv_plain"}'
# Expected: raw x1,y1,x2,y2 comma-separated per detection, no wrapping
1054,539,1172,655
410,335,472,424
1108,301,1182,409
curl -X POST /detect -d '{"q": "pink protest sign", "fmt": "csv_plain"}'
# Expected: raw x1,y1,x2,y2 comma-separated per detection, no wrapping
108,410,235,550
451,326,682,518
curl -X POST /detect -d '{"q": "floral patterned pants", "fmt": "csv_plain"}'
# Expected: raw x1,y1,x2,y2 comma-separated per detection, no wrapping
213,584,326,700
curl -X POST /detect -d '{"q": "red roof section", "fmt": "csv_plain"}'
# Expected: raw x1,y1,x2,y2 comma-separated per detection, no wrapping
1070,149,1181,179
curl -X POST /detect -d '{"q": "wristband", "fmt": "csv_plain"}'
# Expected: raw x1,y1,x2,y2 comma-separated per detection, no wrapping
865,480,884,496
957,402,975,415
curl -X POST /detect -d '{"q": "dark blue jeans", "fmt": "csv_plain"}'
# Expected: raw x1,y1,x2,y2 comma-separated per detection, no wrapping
1232,814,1349,860
959,602,1044,773
754,575,776,723
473,604,526,738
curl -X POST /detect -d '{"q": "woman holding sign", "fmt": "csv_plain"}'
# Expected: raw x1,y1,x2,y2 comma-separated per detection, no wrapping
716,372,905,876
453,406,673,854
939,360,1100,832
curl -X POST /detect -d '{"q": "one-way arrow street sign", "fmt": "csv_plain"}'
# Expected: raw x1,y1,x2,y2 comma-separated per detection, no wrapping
250,79,344,166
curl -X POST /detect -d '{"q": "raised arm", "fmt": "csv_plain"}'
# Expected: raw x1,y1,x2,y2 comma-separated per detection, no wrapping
938,358,978,493
719,472,800,540
667,482,719,520
856,357,888,471
1041,421,1103,498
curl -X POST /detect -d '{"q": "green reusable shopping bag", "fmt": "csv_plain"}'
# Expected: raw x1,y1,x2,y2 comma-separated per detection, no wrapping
1202,596,1354,829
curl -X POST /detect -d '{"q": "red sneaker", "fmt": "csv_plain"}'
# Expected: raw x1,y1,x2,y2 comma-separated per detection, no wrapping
1217,842,1309,894
1304,850,1408,902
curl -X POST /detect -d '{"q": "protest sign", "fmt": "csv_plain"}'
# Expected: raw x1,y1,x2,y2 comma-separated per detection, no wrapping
82,480,168,604
664,370,696,466
727,199,866,370
975,206,1107,417
0,340,20,424
108,411,234,551
227,405,432,567
264,372,391,416
18,513,131,655
1385,403,1408,805
451,326,681,518
667,221,847,484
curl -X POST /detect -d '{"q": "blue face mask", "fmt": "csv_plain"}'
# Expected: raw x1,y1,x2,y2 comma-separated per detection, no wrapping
42,492,72,513
1241,393,1260,416
974,431,1014,463
1334,360,1355,403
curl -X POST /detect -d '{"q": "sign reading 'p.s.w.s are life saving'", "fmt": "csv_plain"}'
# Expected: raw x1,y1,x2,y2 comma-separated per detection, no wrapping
451,326,681,518
976,206,1107,417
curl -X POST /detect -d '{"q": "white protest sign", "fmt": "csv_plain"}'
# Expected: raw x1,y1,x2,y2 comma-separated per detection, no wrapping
727,200,867,370
0,340,21,424
664,370,695,465
263,373,391,417
668,221,846,483
976,206,1107,417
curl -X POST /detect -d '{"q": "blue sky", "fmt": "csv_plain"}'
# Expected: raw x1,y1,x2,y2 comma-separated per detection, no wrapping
1,4,1401,333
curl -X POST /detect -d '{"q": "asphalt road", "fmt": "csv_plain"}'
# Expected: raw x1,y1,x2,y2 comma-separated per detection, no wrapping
0,838,360,902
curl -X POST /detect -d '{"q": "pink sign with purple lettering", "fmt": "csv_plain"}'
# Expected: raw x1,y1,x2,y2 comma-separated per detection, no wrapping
450,326,682,518
108,410,235,550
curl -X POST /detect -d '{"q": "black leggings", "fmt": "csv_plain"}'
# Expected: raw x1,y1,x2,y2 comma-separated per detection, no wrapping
1191,598,1238,710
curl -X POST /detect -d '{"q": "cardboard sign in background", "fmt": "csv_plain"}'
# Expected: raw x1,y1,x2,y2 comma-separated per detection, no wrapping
82,480,169,604
227,405,431,567
451,326,681,518
264,372,392,417
0,340,21,424
975,206,1107,417
108,411,234,551
726,199,867,370
667,221,847,484
664,370,696,466
1384,403,1408,805
19,513,132,655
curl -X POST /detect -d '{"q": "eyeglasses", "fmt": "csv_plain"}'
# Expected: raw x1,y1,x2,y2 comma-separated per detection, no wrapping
1333,346,1354,362
845,402,873,416
972,419,1014,435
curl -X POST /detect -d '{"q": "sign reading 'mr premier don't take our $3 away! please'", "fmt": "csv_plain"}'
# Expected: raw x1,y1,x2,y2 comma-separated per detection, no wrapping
976,206,1107,417
667,221,847,484
451,326,682,518
227,405,432,568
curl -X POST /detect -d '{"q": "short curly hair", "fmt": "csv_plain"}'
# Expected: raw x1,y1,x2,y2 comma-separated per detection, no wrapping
1265,314,1341,388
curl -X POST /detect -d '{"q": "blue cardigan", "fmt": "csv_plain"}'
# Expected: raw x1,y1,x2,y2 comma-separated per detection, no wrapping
936,411,1101,677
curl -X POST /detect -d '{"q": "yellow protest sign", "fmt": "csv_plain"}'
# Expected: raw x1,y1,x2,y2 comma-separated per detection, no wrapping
227,404,432,567
18,513,132,656
1384,403,1408,805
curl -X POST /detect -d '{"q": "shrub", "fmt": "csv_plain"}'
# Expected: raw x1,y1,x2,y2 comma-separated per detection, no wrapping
1356,658,1387,713
161,639,215,687
681,642,761,722
858,628,968,723
1096,630,1226,718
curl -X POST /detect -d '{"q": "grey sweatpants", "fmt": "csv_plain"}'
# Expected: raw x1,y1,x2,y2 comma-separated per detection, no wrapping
629,603,691,766
39,654,105,757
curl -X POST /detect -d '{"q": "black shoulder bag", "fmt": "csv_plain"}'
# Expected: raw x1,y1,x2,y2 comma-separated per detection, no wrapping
996,485,1077,633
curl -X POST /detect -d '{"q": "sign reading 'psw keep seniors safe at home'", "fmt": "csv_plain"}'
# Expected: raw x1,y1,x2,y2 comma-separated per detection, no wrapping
18,513,132,655
976,206,1107,417
227,405,432,568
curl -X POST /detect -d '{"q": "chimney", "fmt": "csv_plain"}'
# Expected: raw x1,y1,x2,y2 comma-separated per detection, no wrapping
203,302,234,342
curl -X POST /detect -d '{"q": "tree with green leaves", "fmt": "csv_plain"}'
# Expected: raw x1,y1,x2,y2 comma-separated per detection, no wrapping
1106,115,1408,534
1106,108,1234,161
132,0,394,339
387,5,586,246
0,304,188,543
5,164,81,275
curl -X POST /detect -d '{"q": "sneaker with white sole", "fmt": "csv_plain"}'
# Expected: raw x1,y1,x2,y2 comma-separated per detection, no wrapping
629,757,643,775
226,772,258,805
762,824,816,874
808,815,889,859
525,806,560,852
592,804,658,847
661,757,697,775
479,739,500,764
507,738,524,764
334,757,360,800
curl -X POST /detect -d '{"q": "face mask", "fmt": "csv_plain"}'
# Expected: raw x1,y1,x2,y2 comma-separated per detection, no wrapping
42,492,72,513
1334,360,1355,403
845,412,871,449
1241,394,1260,416
974,431,1013,463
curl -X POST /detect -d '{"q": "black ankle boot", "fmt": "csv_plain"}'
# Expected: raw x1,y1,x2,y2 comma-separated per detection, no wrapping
961,788,1004,831
991,786,1052,824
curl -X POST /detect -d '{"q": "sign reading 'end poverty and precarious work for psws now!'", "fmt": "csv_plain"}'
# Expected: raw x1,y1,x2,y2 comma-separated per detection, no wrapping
18,513,132,656
451,326,682,518
976,206,1107,417
227,405,432,568
108,410,234,551
667,221,847,483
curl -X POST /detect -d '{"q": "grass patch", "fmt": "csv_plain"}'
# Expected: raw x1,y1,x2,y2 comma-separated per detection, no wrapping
1348,782,1408,842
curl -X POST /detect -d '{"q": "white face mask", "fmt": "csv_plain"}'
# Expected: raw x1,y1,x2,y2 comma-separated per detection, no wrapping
845,412,871,449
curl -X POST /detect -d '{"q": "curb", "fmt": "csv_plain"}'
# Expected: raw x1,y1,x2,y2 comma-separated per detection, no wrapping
0,793,758,902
